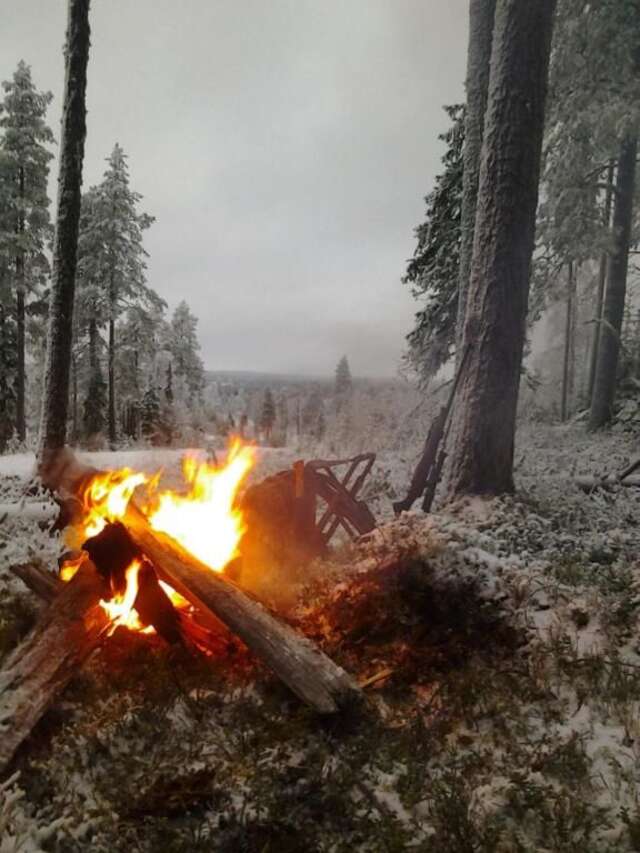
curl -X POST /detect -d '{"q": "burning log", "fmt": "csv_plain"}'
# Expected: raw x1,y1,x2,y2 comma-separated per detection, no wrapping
0,559,109,773
40,449,362,714
82,522,183,645
122,501,360,713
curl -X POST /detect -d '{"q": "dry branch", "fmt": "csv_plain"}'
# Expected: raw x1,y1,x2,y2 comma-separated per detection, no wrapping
0,560,109,774
575,474,640,492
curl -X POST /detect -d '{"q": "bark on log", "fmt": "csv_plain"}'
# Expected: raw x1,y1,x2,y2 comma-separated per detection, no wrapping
40,449,361,713
7,561,231,659
0,560,109,774
9,562,62,601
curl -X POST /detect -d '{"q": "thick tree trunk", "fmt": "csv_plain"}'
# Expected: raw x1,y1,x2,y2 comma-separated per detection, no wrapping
589,134,638,429
0,560,108,774
455,0,497,359
38,0,91,461
587,160,615,405
560,262,576,422
447,0,556,497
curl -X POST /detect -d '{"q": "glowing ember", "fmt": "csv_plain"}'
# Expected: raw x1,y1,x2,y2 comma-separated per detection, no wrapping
149,441,255,573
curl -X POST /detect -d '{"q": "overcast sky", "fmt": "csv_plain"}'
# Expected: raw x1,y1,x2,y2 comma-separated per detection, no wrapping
3,1,468,377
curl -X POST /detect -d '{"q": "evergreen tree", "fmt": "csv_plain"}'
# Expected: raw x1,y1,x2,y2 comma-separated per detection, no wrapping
334,355,353,396
302,390,325,443
537,0,640,423
260,388,276,444
158,361,176,445
80,144,160,447
166,300,205,403
404,105,464,381
0,62,54,441
140,383,160,438
83,359,106,439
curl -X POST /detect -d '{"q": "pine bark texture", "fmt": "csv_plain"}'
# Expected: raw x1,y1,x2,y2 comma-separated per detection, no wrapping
589,134,638,429
447,0,556,496
38,0,91,458
455,0,497,358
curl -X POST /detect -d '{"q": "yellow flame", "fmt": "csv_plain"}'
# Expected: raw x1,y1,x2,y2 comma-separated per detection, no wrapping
99,559,147,631
158,579,190,609
81,469,147,539
149,441,255,572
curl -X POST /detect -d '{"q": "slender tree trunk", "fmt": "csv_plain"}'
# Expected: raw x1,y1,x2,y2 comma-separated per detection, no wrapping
635,309,640,380
88,315,98,372
455,0,497,360
447,0,556,497
16,166,26,443
561,262,576,422
38,0,91,461
108,302,116,448
587,160,615,405
71,351,78,443
589,133,638,430
0,303,9,452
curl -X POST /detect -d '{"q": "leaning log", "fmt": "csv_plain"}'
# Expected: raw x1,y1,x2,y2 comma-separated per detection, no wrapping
40,449,362,713
9,562,62,601
0,560,109,773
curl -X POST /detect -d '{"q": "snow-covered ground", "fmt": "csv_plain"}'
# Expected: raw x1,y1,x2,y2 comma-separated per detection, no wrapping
1,424,640,851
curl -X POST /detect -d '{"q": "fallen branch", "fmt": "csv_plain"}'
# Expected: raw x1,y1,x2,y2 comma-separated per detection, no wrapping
0,560,109,774
575,474,640,492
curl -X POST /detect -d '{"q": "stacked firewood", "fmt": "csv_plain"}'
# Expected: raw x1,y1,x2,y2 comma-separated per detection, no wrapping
0,451,361,775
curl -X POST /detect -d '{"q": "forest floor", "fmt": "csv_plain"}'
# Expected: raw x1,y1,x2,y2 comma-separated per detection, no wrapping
1,423,639,852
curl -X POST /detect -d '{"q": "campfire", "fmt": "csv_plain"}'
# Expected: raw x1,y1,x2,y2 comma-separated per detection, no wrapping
0,443,361,773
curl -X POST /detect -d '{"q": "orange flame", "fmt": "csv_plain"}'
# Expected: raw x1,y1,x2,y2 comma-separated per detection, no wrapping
149,441,255,572
60,441,255,633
